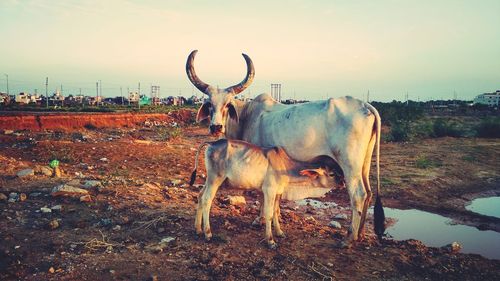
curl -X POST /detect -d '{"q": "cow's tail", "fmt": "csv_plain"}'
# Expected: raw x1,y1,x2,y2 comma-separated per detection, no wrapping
366,102,385,241
189,141,212,186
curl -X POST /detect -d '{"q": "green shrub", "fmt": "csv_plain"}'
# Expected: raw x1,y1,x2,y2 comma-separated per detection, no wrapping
388,121,411,142
156,127,183,141
412,120,434,139
475,118,500,138
415,155,442,169
432,119,463,138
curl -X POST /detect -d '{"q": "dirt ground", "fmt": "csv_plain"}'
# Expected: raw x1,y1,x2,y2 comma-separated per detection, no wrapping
1,111,500,280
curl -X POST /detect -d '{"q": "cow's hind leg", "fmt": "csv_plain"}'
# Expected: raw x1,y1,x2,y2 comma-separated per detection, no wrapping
359,132,376,240
342,174,367,248
201,175,225,241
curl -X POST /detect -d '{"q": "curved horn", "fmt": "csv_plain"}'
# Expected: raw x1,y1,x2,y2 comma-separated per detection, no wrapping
225,53,255,96
186,50,210,95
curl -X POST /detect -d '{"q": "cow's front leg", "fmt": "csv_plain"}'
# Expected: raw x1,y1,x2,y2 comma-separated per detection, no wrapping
263,187,277,249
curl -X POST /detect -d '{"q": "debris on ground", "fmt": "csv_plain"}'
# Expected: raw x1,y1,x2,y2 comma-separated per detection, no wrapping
51,184,89,197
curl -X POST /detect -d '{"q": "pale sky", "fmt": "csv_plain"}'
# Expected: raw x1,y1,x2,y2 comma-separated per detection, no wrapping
0,0,499,101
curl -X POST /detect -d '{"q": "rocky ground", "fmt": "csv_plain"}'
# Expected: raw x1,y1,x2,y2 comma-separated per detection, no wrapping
1,111,500,280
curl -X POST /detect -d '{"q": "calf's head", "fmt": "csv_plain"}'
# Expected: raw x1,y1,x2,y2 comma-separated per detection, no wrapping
186,50,254,136
300,168,336,188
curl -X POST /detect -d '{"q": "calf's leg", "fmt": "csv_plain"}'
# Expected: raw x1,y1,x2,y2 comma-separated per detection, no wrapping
273,194,285,238
194,186,206,235
263,186,277,249
200,175,224,241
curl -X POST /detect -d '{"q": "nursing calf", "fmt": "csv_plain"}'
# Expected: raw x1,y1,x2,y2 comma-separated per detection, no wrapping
190,139,334,248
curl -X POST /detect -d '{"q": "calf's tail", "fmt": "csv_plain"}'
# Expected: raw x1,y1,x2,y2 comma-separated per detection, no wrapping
189,141,212,186
366,102,385,241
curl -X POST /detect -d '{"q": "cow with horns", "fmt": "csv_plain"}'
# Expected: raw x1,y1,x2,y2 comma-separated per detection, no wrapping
186,50,385,247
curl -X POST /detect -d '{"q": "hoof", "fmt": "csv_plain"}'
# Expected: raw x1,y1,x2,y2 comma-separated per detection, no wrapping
195,229,203,236
337,240,352,249
276,231,286,238
267,240,278,249
252,217,263,227
204,232,212,242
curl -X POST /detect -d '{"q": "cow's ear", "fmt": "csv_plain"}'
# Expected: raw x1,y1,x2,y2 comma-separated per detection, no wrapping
196,102,211,122
299,169,320,179
227,103,239,123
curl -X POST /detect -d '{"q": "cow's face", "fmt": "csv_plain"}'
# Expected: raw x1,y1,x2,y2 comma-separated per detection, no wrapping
196,88,238,136
186,50,254,137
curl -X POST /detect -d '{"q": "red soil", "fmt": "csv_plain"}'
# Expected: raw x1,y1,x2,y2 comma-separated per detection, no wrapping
0,110,195,131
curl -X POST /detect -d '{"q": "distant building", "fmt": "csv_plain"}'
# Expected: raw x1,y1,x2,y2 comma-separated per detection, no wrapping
0,92,11,104
474,90,500,107
129,92,140,103
15,92,41,104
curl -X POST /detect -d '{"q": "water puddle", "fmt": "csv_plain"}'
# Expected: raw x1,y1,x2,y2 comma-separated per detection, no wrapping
466,196,500,218
385,208,500,260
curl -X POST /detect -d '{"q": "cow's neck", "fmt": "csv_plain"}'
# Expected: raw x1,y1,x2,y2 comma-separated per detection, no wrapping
225,99,248,140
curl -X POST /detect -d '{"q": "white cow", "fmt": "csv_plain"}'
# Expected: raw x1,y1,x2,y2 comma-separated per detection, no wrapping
190,139,335,248
186,50,385,247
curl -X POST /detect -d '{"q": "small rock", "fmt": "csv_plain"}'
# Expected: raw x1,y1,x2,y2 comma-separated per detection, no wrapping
3,130,14,135
17,168,35,178
146,237,176,253
40,207,52,213
51,205,63,211
157,227,165,233
443,241,462,253
51,184,89,197
171,179,182,186
161,237,176,244
100,157,108,162
67,179,81,186
334,214,348,220
100,218,112,226
112,225,121,231
83,180,102,189
29,192,42,197
49,219,59,229
0,193,7,201
48,267,55,273
39,166,54,176
79,195,92,202
19,193,27,202
227,195,246,207
305,216,317,223
328,220,342,229
8,192,19,202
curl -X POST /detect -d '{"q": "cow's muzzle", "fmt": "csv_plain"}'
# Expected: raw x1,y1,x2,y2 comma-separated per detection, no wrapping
209,124,223,135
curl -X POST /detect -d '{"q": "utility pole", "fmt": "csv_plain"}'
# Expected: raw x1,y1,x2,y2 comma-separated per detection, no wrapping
99,80,102,102
94,82,98,105
138,82,141,110
45,77,49,108
4,74,8,95
127,87,130,106
367,90,370,103
120,87,124,105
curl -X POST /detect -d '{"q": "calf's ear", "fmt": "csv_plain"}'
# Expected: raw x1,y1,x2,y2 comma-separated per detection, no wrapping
227,103,239,123
196,103,211,122
299,169,320,179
